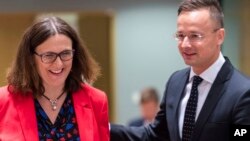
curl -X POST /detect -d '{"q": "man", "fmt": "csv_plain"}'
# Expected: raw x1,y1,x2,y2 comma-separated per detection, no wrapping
111,0,250,141
128,87,159,127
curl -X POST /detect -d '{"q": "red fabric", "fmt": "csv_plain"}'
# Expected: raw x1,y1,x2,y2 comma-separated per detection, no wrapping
0,84,110,141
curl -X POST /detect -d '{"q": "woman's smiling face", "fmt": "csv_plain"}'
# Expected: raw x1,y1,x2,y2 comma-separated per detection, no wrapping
34,34,73,89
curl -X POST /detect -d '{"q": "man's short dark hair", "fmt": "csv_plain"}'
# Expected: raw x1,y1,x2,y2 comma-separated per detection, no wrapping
178,0,224,28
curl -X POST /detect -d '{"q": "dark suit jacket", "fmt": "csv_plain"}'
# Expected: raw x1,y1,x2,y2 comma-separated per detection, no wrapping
128,118,144,127
111,58,250,141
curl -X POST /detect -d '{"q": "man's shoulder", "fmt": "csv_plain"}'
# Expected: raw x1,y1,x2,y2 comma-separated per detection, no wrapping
170,67,190,79
230,69,250,88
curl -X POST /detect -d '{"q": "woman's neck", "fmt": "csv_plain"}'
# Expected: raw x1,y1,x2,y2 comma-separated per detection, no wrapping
43,84,65,99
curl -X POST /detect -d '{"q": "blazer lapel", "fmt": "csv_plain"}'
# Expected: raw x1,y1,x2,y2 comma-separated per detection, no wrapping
192,58,233,141
167,68,190,141
72,89,94,141
15,93,39,141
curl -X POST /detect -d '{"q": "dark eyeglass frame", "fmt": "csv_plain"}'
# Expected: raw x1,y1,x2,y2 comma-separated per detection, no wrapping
34,49,75,64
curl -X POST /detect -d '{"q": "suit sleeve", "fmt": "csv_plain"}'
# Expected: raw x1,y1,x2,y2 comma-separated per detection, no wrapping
227,71,250,124
110,82,170,141
232,88,250,124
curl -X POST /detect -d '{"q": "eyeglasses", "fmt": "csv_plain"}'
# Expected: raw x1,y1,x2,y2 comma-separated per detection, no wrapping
174,28,220,43
34,49,75,63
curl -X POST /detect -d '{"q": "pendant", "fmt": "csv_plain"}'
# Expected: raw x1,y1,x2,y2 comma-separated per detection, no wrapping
52,105,57,111
41,92,65,111
50,100,58,111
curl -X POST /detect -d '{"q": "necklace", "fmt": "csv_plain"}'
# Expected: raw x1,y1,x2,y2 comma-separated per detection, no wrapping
41,91,65,111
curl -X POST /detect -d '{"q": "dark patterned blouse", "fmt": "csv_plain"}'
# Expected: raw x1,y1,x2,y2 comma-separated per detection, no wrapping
35,94,80,141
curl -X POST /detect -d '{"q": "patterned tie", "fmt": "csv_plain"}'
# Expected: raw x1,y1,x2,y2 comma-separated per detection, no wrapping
182,76,203,141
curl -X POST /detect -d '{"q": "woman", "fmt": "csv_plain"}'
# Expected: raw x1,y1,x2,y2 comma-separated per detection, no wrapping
0,16,109,141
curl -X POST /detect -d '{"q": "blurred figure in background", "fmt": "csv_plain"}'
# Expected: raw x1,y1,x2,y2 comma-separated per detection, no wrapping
128,87,159,127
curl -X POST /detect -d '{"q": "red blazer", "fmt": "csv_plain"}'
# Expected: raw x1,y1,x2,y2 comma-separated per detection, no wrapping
0,84,110,141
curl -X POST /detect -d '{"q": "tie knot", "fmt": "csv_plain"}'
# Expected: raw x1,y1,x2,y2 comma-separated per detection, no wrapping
193,76,203,86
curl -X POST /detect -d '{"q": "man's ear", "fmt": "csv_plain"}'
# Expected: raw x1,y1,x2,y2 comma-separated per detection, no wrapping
217,28,225,46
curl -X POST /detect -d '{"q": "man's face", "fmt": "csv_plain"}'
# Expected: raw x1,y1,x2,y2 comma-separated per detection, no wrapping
177,9,225,74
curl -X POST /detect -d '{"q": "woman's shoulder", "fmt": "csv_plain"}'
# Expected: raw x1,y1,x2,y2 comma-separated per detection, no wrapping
0,85,11,102
81,83,107,101
81,83,106,97
0,85,15,110
0,85,31,104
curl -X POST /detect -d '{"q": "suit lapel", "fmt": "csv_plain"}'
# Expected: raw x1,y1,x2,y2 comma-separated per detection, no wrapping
72,88,94,141
167,69,190,141
14,93,39,141
192,58,233,141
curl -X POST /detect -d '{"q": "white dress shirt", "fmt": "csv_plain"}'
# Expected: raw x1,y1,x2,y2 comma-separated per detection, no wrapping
178,52,225,138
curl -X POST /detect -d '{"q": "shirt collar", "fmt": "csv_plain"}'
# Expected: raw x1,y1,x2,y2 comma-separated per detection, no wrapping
189,52,225,83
